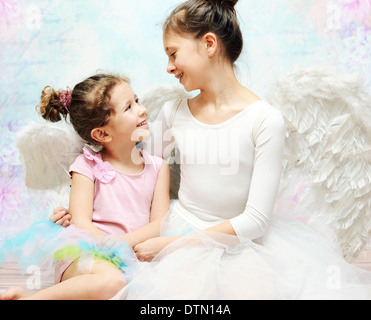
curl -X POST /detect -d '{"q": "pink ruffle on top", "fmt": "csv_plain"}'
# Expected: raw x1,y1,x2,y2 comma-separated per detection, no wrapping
82,146,116,183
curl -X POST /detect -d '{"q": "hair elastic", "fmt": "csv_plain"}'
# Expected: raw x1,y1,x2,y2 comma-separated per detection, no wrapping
60,89,72,113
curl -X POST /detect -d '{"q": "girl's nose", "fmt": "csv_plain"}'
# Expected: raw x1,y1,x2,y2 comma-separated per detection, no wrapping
138,102,148,117
167,61,175,74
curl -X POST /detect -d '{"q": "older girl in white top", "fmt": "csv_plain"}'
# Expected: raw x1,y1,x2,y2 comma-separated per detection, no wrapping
125,0,371,299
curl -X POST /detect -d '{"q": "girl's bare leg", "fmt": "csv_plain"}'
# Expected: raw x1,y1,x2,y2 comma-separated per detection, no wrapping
0,259,126,300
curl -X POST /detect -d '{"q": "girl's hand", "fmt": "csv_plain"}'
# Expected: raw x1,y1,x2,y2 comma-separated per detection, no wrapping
49,206,71,227
133,236,177,262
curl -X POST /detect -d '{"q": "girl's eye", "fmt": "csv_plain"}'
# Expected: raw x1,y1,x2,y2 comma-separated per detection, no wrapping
171,52,176,58
125,98,139,111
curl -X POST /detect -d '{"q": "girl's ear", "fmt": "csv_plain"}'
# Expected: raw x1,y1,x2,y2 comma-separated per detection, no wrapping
204,32,218,57
91,127,112,144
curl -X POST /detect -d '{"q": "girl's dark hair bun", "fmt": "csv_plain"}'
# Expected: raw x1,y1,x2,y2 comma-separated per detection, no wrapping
208,0,238,12
37,86,68,123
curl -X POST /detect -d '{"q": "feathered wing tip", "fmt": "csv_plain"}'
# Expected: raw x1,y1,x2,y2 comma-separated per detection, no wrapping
268,67,371,260
16,121,85,190
141,84,191,122
141,84,191,199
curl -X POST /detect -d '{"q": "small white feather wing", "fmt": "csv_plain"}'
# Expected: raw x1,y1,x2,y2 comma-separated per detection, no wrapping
16,121,85,190
141,84,191,199
141,84,190,122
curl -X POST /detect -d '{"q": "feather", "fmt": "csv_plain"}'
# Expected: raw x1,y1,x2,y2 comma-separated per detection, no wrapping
141,84,190,122
16,121,85,190
141,84,191,199
269,67,371,260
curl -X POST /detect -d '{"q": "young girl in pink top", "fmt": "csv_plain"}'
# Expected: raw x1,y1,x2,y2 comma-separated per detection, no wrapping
0,74,170,300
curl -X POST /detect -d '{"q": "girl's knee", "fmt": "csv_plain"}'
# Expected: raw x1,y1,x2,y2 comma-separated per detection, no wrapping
93,262,126,299
98,275,126,299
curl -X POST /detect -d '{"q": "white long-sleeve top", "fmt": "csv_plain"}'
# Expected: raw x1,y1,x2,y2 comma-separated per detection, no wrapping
145,99,285,240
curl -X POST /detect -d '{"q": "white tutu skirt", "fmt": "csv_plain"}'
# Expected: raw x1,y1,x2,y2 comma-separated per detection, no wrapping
113,202,371,300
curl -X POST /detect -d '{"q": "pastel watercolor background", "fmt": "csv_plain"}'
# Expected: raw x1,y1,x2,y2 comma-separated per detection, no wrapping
0,0,370,229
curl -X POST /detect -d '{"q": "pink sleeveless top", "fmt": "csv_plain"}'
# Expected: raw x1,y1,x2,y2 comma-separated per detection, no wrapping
69,146,163,235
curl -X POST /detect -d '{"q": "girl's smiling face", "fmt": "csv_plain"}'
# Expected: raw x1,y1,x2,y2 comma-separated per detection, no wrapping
163,31,210,92
104,81,150,144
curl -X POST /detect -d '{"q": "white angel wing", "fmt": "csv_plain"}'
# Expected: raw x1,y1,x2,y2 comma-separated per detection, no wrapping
141,84,190,122
268,67,371,260
16,121,85,190
141,84,191,199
